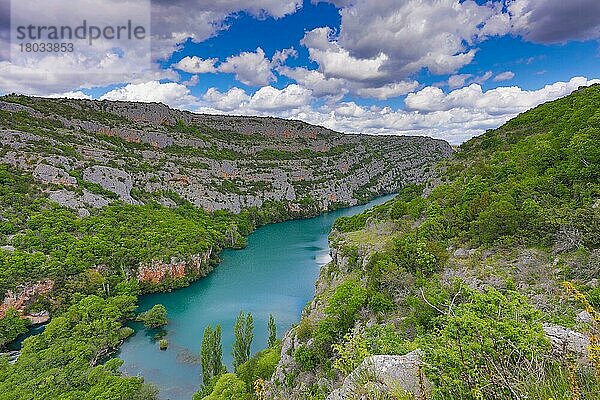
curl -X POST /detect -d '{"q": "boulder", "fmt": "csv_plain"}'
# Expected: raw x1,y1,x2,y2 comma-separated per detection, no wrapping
543,323,590,357
25,310,50,325
327,350,431,400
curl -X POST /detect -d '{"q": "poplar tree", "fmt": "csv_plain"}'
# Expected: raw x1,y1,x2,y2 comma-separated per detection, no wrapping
268,314,277,347
200,326,213,384
232,311,254,370
200,325,224,385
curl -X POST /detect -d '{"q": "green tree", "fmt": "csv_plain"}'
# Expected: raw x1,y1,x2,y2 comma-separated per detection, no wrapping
267,314,277,348
232,311,254,371
0,308,28,348
0,295,152,399
138,304,168,329
196,373,248,400
236,344,282,393
201,325,224,385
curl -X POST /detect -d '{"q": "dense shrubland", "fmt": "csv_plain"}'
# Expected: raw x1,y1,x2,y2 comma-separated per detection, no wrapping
0,163,254,296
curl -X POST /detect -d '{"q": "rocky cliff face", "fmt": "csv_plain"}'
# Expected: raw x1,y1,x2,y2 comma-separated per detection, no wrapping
137,250,213,284
0,96,452,216
266,235,375,399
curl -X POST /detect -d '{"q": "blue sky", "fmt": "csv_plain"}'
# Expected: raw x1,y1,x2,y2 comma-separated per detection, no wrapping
1,0,600,144
166,2,599,102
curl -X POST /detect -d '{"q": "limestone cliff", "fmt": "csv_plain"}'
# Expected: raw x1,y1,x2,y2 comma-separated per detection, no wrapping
0,96,452,216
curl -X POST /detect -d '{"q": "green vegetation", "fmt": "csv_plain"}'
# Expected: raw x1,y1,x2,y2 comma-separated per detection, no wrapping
159,339,169,350
2,95,130,126
233,312,254,371
195,373,248,400
0,163,257,298
0,295,157,399
0,309,28,348
200,325,225,387
421,285,550,398
196,315,282,400
197,345,282,400
138,304,168,329
283,85,600,399
268,314,277,348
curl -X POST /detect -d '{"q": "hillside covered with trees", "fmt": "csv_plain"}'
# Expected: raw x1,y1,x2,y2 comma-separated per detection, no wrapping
266,84,600,399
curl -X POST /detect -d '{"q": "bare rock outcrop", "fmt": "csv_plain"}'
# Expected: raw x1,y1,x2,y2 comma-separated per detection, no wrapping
33,164,77,186
327,351,431,400
83,166,138,204
48,189,110,211
0,280,54,319
543,323,590,358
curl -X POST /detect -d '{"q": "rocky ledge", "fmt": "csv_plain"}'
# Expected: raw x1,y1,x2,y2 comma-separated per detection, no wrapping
0,280,54,322
327,350,431,400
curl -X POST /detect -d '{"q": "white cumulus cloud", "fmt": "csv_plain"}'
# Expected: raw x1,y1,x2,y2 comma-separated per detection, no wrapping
406,77,600,114
173,56,218,74
100,81,198,109
248,84,312,111
201,84,312,113
218,47,276,86
203,87,251,111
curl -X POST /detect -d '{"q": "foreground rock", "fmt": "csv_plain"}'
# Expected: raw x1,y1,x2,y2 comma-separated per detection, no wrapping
327,350,431,400
543,323,590,358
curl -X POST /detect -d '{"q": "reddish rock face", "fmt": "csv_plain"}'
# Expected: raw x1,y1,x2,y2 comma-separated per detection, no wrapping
0,280,54,319
137,250,213,285
101,127,142,143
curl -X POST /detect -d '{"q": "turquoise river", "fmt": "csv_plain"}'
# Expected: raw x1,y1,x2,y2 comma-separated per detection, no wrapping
118,194,395,399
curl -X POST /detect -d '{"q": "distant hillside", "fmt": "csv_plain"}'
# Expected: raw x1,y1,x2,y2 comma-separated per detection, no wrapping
0,96,451,215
